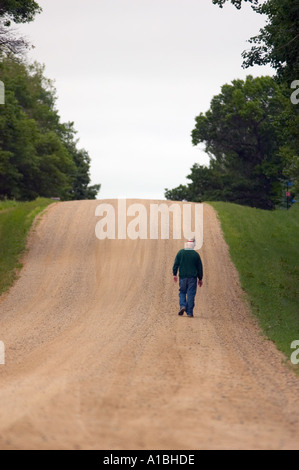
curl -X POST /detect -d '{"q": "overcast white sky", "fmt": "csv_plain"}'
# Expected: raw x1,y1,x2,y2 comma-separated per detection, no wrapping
20,0,274,200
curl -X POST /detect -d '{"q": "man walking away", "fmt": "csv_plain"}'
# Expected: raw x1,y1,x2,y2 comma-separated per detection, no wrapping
172,239,203,318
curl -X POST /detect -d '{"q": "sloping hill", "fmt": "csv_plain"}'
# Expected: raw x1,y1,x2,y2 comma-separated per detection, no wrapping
0,200,298,450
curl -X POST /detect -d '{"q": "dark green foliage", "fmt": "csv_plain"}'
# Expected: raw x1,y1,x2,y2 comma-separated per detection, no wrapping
212,0,299,83
69,147,101,200
0,58,100,201
212,0,258,8
166,76,293,209
0,0,41,23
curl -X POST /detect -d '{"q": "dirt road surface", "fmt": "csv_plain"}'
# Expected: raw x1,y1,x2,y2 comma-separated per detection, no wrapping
0,200,298,450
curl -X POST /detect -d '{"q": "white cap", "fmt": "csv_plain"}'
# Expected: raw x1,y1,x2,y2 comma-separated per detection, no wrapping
185,239,195,250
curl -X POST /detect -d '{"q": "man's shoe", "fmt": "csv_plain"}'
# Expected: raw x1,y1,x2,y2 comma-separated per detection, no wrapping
187,314,194,318
178,307,186,316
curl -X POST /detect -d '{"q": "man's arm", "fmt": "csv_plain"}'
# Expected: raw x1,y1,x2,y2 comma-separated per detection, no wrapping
197,254,203,287
172,251,181,283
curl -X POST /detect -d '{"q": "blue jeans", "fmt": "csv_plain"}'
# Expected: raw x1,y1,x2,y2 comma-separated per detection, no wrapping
179,277,197,317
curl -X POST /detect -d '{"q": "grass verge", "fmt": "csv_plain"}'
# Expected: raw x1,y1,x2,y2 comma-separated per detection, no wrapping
0,198,54,295
209,202,299,367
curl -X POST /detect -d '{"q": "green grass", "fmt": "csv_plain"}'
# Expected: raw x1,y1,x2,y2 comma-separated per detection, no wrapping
209,202,299,364
0,198,54,295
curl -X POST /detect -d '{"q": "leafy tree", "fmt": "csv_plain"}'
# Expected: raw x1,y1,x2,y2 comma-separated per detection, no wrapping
192,76,288,207
164,184,191,202
0,0,41,23
0,22,28,55
166,76,291,209
0,0,41,56
55,120,101,200
0,57,100,201
213,0,258,8
71,148,101,200
212,0,299,83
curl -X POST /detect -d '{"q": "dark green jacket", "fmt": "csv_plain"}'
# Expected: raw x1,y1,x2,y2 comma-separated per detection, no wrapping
173,249,203,280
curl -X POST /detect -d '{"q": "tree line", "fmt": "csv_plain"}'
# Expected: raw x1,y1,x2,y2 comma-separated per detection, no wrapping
165,0,299,209
0,1,100,201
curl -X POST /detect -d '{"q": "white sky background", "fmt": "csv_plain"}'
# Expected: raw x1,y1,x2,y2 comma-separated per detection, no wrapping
19,0,274,200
